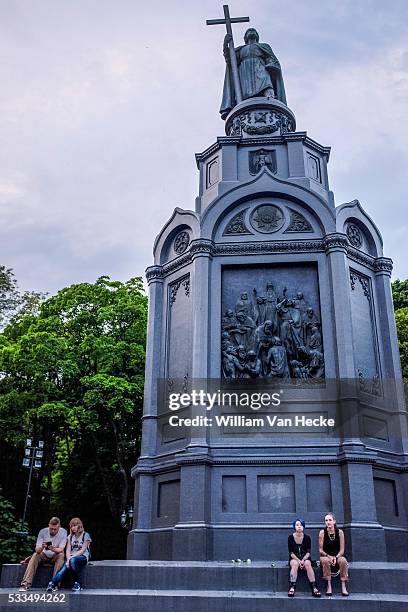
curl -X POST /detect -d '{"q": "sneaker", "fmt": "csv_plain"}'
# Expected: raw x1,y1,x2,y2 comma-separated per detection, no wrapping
46,581,57,593
19,586,29,591
72,582,81,592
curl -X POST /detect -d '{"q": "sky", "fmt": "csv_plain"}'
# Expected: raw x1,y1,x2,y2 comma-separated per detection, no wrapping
0,0,407,295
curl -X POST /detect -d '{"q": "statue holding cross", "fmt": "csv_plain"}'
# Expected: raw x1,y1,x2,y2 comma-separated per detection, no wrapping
207,6,287,120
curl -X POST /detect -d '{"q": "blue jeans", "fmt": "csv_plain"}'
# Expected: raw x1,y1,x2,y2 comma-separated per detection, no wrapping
52,555,87,586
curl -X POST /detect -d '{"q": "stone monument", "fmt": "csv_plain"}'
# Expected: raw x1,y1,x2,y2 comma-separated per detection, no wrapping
128,7,408,562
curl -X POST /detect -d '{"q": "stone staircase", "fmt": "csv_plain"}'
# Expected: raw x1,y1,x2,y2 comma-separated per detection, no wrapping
1,560,408,611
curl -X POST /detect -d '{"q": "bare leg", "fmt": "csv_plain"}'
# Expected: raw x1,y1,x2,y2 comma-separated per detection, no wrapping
304,560,315,582
289,559,299,583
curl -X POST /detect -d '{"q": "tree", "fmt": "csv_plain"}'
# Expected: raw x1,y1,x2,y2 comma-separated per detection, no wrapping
392,279,408,377
0,265,45,329
392,279,408,311
0,276,147,557
0,266,20,327
0,494,34,565
394,308,408,378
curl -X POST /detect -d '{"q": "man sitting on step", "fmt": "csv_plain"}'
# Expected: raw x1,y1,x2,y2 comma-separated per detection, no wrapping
19,517,67,591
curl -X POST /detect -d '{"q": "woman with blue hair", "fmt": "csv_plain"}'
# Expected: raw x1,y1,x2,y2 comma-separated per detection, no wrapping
288,518,321,597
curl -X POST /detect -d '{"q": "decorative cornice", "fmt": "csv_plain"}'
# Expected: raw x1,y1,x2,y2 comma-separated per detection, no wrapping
195,131,331,167
217,136,242,146
195,142,220,167
347,247,376,269
374,257,393,276
149,235,392,280
214,239,324,256
145,265,164,284
162,252,191,276
133,452,408,475
323,233,349,253
189,238,215,259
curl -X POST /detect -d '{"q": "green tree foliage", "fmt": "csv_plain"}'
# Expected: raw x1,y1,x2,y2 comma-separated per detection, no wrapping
395,308,408,378
0,276,147,558
392,279,408,377
0,495,34,565
392,279,408,310
0,266,20,327
0,265,45,328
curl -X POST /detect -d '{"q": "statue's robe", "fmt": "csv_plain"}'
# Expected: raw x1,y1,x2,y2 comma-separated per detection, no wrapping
220,42,287,119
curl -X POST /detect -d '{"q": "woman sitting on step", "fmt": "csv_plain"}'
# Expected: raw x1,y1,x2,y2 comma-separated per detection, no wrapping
318,512,349,597
46,517,91,592
288,518,321,598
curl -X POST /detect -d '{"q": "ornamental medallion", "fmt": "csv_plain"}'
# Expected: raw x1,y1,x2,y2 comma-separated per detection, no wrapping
250,205,284,233
174,230,190,254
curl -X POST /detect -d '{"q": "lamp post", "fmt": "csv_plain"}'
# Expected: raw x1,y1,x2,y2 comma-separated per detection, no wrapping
17,438,44,537
120,507,134,531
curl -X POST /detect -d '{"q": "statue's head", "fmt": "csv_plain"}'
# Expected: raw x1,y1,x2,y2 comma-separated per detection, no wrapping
225,309,234,317
264,320,272,332
237,345,246,358
306,307,314,317
244,28,259,44
296,291,303,299
240,292,248,300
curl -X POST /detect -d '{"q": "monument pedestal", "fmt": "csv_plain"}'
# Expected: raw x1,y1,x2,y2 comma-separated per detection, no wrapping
129,89,407,562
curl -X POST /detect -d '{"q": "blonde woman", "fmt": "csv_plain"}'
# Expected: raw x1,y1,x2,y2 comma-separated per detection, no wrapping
46,518,91,592
319,513,349,597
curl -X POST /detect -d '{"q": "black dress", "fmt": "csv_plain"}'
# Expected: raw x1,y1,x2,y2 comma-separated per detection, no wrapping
288,533,311,565
322,527,340,556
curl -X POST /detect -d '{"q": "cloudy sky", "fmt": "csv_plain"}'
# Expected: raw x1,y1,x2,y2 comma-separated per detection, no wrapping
1,0,407,295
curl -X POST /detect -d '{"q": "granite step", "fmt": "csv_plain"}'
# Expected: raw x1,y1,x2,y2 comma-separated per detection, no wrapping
2,561,408,595
0,587,408,612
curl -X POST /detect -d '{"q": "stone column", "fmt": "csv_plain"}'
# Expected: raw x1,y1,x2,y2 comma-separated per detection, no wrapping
374,258,408,451
140,265,164,457
128,265,163,559
338,454,387,560
172,240,214,559
188,238,214,450
325,234,386,559
324,234,361,445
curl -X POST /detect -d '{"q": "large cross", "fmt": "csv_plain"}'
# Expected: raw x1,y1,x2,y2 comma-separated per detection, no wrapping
206,5,249,104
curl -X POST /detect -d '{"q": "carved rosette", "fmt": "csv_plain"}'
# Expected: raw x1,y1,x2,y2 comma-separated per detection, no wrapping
173,230,190,254
250,204,285,233
346,223,363,248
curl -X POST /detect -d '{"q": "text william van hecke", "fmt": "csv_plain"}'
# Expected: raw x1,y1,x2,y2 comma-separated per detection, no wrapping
168,414,335,428
215,414,335,428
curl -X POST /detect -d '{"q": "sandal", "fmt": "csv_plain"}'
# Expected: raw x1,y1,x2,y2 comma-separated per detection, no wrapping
288,582,296,597
310,582,321,598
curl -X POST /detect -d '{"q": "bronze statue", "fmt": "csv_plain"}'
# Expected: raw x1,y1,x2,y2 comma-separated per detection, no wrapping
220,28,287,119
